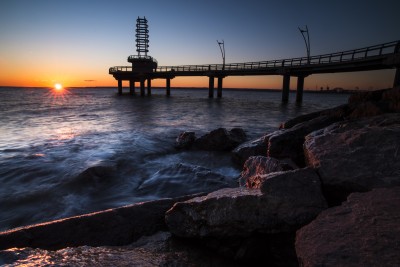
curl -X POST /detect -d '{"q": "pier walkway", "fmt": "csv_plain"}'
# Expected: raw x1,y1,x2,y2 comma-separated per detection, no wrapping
110,40,400,102
109,17,400,102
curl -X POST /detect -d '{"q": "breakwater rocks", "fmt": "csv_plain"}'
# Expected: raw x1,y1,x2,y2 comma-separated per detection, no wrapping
1,87,400,266
175,127,247,151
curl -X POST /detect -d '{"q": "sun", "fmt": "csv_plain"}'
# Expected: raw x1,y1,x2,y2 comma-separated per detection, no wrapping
54,83,63,91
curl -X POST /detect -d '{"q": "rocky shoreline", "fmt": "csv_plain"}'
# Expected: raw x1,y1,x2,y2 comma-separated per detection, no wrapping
1,87,399,266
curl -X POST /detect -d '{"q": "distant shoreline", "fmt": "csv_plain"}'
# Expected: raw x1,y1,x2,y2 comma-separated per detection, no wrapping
0,86,388,94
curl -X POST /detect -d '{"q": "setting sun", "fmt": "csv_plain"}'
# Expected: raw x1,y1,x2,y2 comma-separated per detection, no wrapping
54,83,63,91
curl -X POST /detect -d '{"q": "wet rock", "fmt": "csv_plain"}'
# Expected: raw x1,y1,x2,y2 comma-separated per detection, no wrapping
240,156,296,188
296,187,400,267
279,110,323,129
280,104,349,129
194,128,247,151
229,127,247,144
66,165,117,188
0,232,244,267
175,131,196,149
166,169,326,238
304,113,400,205
136,163,235,198
0,194,203,250
268,115,342,166
231,135,270,166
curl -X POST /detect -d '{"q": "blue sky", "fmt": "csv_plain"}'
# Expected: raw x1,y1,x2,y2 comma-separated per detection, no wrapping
0,0,399,89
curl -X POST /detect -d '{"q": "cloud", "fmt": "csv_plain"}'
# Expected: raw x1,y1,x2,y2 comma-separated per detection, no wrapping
84,80,96,82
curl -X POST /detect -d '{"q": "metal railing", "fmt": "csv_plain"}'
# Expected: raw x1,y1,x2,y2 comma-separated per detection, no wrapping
109,40,399,74
127,55,158,64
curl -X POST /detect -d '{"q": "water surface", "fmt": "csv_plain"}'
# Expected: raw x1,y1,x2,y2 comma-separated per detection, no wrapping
0,87,349,231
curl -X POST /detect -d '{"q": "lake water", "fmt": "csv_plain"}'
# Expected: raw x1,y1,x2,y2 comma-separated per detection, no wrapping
0,87,349,231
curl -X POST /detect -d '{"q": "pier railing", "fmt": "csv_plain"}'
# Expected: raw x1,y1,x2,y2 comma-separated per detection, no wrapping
109,40,399,74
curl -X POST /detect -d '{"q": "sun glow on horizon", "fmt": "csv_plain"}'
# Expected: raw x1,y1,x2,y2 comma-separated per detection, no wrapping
54,83,63,91
48,83,70,103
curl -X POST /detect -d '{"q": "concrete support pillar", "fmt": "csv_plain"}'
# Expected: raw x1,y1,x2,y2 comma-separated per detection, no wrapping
208,77,214,98
166,78,171,96
147,78,152,96
129,80,135,95
394,67,400,88
118,80,122,95
140,79,145,96
296,76,305,103
217,77,223,98
282,74,290,103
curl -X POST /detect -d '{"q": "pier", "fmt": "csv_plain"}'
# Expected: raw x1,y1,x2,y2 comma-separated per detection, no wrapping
109,17,400,102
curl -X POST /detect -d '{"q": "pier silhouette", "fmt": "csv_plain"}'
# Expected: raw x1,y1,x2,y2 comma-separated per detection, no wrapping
109,17,400,102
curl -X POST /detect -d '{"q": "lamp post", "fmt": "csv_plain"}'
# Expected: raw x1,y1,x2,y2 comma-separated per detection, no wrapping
298,25,310,64
217,40,225,70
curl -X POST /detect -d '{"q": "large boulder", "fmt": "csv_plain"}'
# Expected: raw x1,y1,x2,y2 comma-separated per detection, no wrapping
136,163,235,198
175,131,196,149
304,113,400,205
166,168,327,238
348,87,400,118
194,128,246,151
240,156,296,188
279,104,349,129
296,187,400,267
348,87,390,105
268,115,342,166
165,169,326,266
0,195,203,250
231,135,270,166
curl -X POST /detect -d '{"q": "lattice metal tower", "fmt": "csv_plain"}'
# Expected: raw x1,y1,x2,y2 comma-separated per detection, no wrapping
136,17,149,58
128,16,157,72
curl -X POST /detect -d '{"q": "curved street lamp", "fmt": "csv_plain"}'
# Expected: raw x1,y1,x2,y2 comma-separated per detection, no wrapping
298,25,310,64
217,40,225,70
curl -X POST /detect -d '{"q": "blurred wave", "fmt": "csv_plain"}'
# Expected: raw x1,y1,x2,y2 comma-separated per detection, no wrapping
0,87,349,231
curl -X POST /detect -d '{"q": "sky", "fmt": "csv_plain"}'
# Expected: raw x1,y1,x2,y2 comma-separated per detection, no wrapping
0,0,399,90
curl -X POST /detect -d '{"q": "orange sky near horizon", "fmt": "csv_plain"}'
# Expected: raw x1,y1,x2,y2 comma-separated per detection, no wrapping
1,1,398,91
1,67,395,91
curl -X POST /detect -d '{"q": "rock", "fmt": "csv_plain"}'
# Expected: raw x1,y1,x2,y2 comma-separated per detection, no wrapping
175,131,196,149
259,168,325,201
166,168,327,238
66,165,117,188
268,114,342,166
347,101,384,119
165,169,326,266
231,135,270,166
0,194,202,250
228,127,247,143
136,163,235,198
279,110,323,129
280,104,349,129
295,187,400,267
1,232,244,267
240,156,296,188
194,128,247,151
304,113,400,205
348,88,388,104
348,87,400,117
383,87,400,112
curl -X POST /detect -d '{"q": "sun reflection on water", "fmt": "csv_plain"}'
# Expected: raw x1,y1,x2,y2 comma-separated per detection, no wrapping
54,127,77,141
47,86,71,104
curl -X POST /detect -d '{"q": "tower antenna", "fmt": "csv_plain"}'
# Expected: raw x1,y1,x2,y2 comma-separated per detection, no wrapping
136,16,149,58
